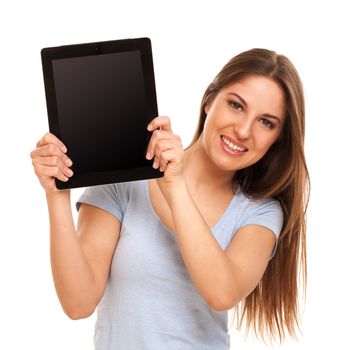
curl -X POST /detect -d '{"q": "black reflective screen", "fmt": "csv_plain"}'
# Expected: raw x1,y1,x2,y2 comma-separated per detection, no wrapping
52,51,149,174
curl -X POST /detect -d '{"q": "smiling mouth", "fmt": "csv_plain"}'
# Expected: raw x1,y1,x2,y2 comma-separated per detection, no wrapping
220,135,248,152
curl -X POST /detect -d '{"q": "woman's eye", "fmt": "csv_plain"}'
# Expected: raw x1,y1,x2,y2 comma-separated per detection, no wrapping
260,118,275,129
229,100,243,112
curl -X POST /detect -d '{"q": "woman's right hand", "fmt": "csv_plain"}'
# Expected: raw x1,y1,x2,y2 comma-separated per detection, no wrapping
30,132,74,194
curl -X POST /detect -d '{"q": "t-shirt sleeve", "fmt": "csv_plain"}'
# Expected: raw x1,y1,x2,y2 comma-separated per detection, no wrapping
75,183,124,222
238,199,284,260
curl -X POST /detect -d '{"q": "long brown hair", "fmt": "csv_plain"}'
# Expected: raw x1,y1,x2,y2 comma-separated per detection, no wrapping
188,49,310,343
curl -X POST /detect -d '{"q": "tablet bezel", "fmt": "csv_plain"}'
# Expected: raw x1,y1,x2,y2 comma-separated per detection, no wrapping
41,37,162,189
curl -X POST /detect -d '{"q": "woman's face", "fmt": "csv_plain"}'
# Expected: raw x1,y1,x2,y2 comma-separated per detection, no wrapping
201,75,286,173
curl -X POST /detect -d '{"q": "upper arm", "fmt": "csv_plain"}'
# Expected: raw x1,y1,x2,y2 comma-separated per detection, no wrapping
224,224,276,308
77,203,121,303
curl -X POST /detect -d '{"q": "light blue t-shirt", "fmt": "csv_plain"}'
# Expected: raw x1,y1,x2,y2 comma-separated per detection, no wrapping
76,179,283,350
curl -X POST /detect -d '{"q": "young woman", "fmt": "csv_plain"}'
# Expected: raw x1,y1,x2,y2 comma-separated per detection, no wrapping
30,48,309,349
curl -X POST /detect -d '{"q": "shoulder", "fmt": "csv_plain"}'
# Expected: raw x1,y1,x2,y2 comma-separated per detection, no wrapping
75,180,147,220
239,191,282,215
236,190,284,239
79,179,146,200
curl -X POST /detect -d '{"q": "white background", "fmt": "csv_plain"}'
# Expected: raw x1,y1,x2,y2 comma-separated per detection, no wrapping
1,0,349,349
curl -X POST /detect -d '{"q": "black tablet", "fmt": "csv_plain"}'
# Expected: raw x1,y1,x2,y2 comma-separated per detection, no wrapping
41,37,162,189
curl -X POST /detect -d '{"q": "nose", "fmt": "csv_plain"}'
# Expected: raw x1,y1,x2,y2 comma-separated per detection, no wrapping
234,117,253,141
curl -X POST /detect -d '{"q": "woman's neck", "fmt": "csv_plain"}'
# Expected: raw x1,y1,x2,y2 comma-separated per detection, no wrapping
182,137,236,195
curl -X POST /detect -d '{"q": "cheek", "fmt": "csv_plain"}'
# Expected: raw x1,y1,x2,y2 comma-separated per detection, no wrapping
202,115,219,141
255,136,277,155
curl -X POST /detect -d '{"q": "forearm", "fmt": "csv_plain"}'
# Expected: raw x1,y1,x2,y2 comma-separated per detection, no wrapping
167,180,239,310
46,191,97,318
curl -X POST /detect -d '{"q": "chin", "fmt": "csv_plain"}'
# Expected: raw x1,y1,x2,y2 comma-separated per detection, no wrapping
213,160,243,173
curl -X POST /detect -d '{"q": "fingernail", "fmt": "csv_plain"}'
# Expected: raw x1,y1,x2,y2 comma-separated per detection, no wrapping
67,169,73,176
146,152,151,160
147,124,152,131
61,146,67,153
65,158,73,166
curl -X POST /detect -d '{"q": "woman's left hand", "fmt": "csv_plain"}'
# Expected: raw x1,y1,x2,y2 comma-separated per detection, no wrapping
146,116,185,188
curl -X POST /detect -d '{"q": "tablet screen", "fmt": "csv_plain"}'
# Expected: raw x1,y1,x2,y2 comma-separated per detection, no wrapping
41,38,161,189
52,51,148,174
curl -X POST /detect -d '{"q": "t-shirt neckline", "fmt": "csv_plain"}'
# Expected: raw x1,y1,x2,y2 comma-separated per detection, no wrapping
143,180,240,233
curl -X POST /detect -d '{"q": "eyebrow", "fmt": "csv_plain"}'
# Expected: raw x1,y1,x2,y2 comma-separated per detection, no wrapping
227,92,282,122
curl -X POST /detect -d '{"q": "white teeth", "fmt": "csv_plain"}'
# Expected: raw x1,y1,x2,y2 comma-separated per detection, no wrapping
221,136,246,152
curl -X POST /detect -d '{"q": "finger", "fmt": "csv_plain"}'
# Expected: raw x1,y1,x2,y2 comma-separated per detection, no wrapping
161,148,183,162
32,143,70,160
36,132,67,153
152,155,160,169
153,139,174,161
146,129,173,160
154,139,182,172
36,164,70,182
147,116,172,132
158,149,183,172
34,155,74,178
158,156,168,172
153,136,182,158
30,147,73,174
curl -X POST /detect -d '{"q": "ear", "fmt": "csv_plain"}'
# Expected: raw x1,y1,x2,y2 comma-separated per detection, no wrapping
204,100,211,114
